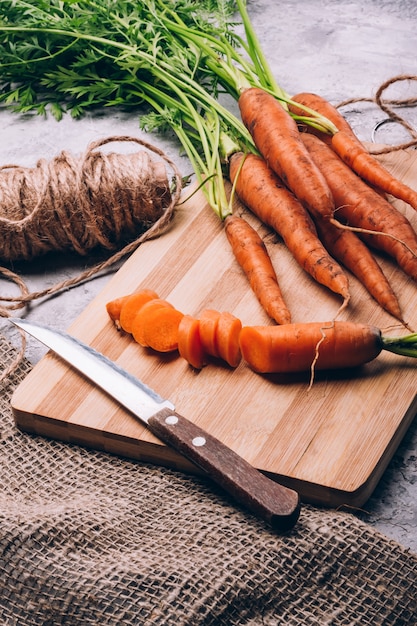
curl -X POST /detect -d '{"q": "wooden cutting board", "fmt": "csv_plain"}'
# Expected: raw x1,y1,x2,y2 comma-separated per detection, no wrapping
11,148,417,508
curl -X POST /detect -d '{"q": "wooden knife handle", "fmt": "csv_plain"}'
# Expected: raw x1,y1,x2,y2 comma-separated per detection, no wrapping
148,407,301,532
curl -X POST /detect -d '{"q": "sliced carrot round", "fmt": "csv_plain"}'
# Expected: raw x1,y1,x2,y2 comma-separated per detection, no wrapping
143,307,184,353
199,309,221,357
131,299,174,347
106,295,132,323
216,311,242,368
178,315,207,369
119,289,159,333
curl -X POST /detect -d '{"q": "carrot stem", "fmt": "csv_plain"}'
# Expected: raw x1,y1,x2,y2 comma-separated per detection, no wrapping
381,333,417,357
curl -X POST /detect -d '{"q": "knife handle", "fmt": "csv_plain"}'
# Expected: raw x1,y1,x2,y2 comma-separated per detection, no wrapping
148,407,301,532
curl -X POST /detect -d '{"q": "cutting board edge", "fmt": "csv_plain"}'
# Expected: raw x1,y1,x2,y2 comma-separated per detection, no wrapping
12,405,205,473
294,391,417,508
14,391,417,509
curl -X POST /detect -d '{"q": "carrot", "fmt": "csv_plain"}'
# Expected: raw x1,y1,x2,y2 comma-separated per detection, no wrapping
131,299,174,347
215,311,242,368
229,152,350,306
313,216,405,323
238,87,335,220
178,314,207,369
141,306,184,353
240,321,417,374
224,214,291,324
301,132,417,282
199,309,221,358
289,91,355,139
290,91,417,211
118,289,159,333
332,130,417,211
106,295,132,323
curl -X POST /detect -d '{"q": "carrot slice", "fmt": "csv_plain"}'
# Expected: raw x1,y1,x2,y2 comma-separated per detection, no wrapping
131,299,174,347
142,306,184,353
118,289,159,333
199,309,221,357
178,314,207,369
215,311,242,368
106,295,132,323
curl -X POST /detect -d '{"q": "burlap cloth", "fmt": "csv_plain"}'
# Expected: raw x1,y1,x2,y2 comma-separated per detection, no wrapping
0,335,416,625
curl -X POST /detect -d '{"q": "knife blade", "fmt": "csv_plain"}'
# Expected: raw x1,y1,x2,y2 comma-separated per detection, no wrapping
10,317,301,531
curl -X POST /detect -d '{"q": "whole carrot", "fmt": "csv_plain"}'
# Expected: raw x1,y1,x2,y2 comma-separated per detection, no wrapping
229,152,350,306
290,91,417,211
313,215,405,323
238,87,335,220
301,133,417,282
240,321,417,374
289,91,356,138
224,214,291,325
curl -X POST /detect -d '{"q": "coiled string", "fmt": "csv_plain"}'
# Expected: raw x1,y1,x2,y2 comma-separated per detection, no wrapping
337,74,417,153
0,135,183,383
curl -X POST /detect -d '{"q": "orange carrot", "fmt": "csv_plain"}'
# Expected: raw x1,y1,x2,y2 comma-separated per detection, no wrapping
240,321,383,374
301,132,417,282
224,214,291,324
106,295,132,323
131,299,174,347
290,91,417,211
215,311,242,368
118,289,159,333
313,216,404,323
238,87,335,220
199,309,221,357
332,130,417,211
178,314,207,369
241,321,417,375
229,152,350,305
289,91,355,139
142,306,184,353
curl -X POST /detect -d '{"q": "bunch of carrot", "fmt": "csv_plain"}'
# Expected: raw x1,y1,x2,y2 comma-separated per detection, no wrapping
3,0,416,329
223,86,417,328
106,289,417,378
105,87,417,380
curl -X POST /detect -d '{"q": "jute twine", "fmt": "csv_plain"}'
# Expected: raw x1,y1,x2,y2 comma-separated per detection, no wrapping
337,73,417,153
0,135,183,384
0,139,176,261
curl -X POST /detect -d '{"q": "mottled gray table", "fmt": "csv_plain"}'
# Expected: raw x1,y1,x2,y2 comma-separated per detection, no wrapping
1,0,416,552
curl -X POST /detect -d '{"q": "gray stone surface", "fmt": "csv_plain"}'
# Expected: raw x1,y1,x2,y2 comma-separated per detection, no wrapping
0,0,416,552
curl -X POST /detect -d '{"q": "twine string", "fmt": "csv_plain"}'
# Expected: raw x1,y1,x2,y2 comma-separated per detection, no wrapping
337,74,417,153
0,135,183,384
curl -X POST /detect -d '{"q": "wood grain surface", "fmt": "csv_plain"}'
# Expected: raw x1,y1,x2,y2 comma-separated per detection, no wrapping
11,148,417,507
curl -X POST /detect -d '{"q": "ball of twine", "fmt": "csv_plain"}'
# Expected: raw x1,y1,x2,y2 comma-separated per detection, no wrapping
0,135,183,383
0,135,181,261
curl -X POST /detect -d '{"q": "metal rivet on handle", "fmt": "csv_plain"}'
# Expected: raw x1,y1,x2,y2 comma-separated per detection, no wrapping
165,415,179,425
192,436,206,447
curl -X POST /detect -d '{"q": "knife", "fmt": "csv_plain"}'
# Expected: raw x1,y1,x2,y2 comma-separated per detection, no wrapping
10,317,301,532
